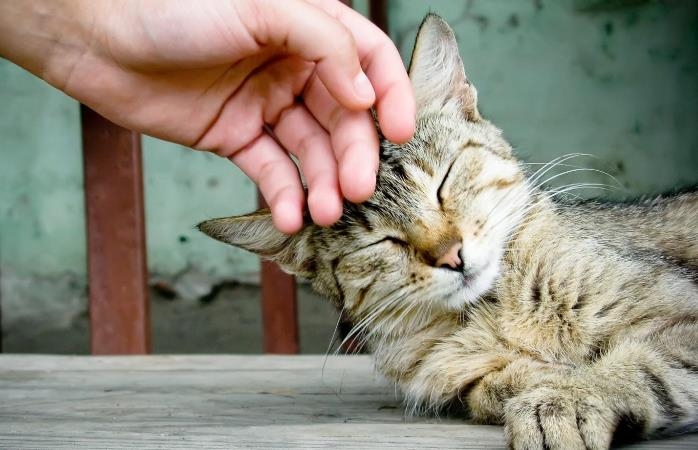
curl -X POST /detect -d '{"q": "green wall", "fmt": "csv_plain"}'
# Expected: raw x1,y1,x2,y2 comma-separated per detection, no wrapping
391,0,697,193
1,0,696,336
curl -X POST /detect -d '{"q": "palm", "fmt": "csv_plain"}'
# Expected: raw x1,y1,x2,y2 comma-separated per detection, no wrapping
57,0,415,232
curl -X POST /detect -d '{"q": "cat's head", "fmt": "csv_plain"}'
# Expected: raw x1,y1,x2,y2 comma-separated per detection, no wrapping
199,15,530,319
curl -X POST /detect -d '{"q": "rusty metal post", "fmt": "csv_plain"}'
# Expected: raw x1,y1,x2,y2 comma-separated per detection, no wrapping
257,192,299,354
0,248,3,353
370,0,388,32
81,105,151,355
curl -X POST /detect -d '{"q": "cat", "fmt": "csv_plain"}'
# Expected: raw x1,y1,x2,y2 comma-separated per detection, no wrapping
198,14,698,450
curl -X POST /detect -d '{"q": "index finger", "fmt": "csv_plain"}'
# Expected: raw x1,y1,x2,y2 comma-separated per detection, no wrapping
243,0,376,110
308,0,416,144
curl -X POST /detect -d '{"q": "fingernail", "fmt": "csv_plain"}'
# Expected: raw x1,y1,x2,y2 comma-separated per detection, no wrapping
353,72,375,102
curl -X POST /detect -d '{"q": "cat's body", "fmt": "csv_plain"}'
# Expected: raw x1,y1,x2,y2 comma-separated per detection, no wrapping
200,15,698,450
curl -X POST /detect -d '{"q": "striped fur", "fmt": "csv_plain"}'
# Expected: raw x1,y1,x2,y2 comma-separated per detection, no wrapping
199,14,698,450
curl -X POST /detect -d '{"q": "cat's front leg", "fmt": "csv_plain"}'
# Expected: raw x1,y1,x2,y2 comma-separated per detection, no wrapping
504,380,618,450
411,347,617,449
503,334,698,450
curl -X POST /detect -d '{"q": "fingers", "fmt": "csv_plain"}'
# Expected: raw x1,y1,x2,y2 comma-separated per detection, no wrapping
274,105,343,226
243,0,415,144
363,40,416,144
304,73,379,203
196,0,419,230
193,54,348,231
244,0,375,110
230,134,305,234
307,0,416,144
191,56,311,233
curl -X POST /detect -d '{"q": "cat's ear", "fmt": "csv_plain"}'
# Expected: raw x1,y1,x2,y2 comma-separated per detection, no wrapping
408,14,481,121
198,210,315,278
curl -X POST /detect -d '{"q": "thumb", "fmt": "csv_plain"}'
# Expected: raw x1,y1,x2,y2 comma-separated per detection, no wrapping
242,0,375,110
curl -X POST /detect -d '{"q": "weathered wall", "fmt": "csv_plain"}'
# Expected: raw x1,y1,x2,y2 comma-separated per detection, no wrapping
391,0,697,193
1,0,696,352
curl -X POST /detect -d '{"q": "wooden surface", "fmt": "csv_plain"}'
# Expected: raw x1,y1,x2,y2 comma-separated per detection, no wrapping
1,356,696,449
81,106,151,354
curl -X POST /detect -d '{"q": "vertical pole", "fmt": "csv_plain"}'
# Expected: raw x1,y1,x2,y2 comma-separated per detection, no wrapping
81,105,150,355
370,0,389,32
257,192,299,354
0,245,3,353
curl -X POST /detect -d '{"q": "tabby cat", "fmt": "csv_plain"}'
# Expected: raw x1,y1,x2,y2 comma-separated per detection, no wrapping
199,14,698,450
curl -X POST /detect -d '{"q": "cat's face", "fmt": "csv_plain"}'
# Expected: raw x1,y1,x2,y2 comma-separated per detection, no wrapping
200,15,530,321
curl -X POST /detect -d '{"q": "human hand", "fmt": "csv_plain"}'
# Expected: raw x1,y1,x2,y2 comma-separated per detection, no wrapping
0,0,415,233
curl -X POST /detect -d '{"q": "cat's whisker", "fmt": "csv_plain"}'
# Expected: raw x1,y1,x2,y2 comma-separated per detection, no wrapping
367,298,417,345
525,153,585,183
521,162,584,166
338,289,410,351
496,204,551,244
546,183,618,200
502,186,619,247
355,284,440,353
477,168,552,232
526,153,591,189
477,175,534,236
522,161,623,189
483,190,541,240
381,294,426,340
535,168,609,192
322,308,346,385
480,185,526,229
492,181,620,242
484,205,528,239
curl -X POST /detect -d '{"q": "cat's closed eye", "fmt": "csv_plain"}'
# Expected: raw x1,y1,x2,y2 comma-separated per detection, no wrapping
384,236,409,247
345,236,409,257
437,158,458,205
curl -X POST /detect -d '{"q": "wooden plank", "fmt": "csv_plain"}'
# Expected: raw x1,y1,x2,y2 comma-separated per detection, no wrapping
81,105,151,355
257,192,299,354
1,355,696,449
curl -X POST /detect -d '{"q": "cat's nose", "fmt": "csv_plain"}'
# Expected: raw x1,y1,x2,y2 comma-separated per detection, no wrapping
435,242,464,272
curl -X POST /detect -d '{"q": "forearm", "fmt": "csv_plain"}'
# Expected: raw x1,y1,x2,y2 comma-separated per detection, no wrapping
0,0,99,89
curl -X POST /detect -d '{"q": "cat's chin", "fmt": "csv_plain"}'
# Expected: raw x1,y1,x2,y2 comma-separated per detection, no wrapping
444,259,500,310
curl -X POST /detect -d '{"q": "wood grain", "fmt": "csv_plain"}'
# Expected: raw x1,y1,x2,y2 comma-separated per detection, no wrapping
0,355,696,449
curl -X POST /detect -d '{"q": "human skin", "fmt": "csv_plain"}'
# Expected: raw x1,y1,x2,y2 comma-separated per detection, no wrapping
0,0,416,233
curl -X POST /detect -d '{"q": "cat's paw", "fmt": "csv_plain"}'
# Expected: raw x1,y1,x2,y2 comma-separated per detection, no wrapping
504,385,616,450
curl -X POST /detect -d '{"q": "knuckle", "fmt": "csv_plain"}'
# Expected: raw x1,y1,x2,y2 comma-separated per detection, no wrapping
214,146,239,159
327,104,345,131
297,131,327,159
333,26,356,55
257,159,284,186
